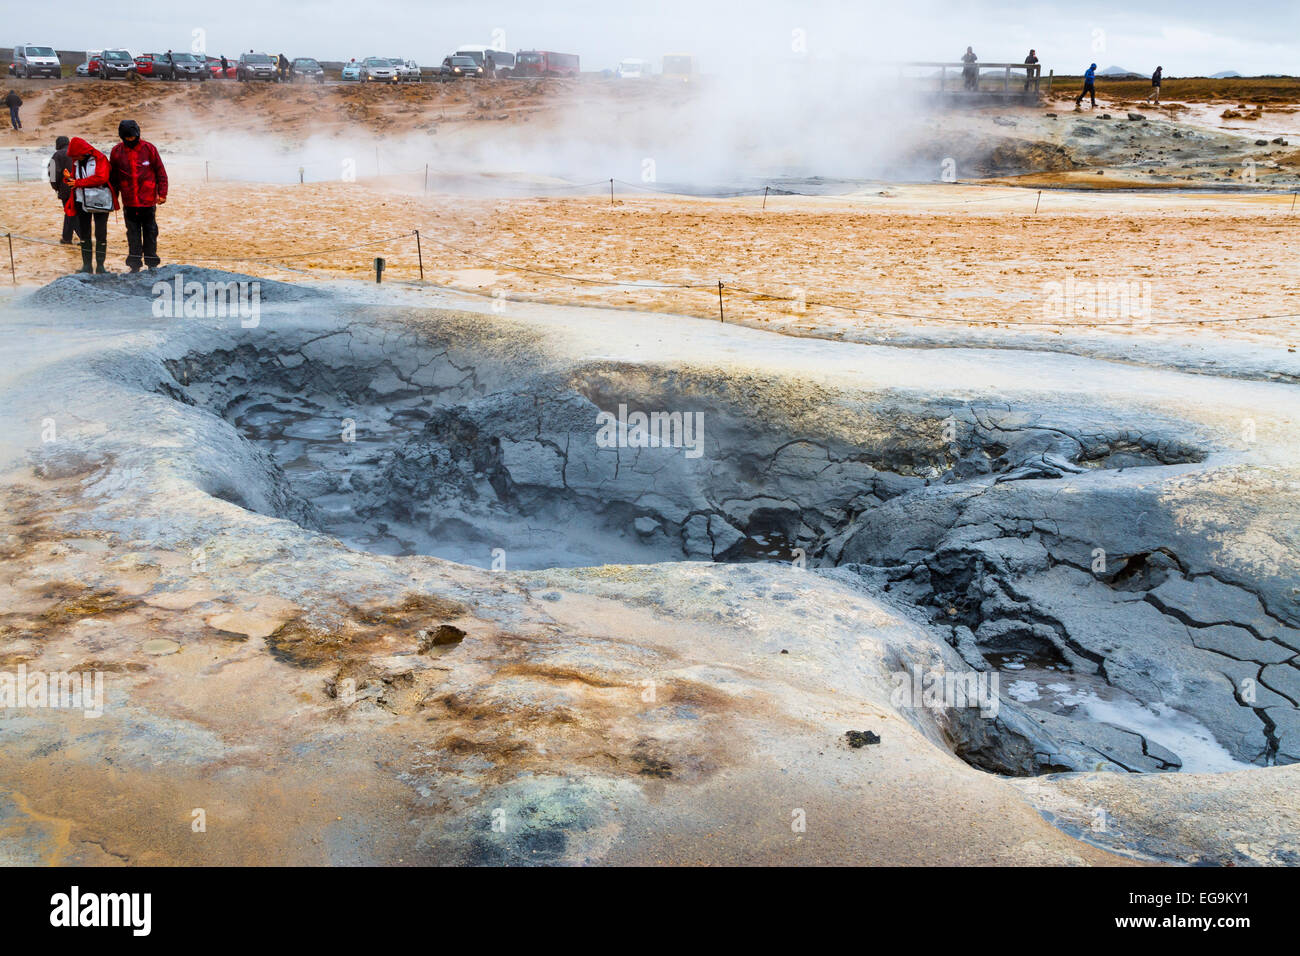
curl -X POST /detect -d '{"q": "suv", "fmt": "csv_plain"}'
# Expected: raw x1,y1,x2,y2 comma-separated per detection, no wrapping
156,51,206,80
360,57,397,82
290,57,325,83
439,55,483,80
9,43,61,78
237,52,278,81
93,49,137,79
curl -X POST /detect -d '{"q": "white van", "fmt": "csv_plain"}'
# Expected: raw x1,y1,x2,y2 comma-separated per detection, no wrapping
617,58,648,79
10,43,62,78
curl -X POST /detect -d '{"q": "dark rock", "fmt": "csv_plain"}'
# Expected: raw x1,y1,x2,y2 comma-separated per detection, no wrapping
846,730,881,748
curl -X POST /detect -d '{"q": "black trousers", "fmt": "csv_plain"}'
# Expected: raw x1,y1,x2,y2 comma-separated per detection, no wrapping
62,213,76,242
73,208,108,245
1076,82,1096,106
123,205,160,269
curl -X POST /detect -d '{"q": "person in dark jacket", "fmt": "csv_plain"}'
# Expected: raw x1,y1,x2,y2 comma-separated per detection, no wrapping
1075,63,1098,110
108,119,168,272
48,136,76,243
961,47,978,91
220,54,229,76
1145,65,1163,104
4,90,21,130
1023,50,1039,91
278,53,290,81
63,137,119,274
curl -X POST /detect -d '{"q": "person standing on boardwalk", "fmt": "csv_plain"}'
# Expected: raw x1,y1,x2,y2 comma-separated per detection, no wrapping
109,119,168,272
1023,49,1039,91
1075,63,1098,110
961,47,978,90
1145,66,1162,104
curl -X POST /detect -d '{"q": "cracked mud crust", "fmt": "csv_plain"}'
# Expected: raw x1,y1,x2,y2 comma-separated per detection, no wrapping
0,269,1297,865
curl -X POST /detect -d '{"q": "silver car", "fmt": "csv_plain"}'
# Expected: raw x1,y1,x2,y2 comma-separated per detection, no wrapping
361,57,397,82
389,57,420,81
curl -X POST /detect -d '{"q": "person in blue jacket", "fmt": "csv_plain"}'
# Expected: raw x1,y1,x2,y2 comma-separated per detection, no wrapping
1075,63,1098,110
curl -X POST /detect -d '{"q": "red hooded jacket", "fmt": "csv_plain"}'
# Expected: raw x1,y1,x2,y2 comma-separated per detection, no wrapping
109,137,168,208
63,137,119,216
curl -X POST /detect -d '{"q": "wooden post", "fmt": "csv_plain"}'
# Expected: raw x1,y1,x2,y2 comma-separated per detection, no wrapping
1004,66,1010,92
717,281,724,322
1034,191,1041,214
940,65,946,94
14,157,19,182
610,178,614,205
374,257,385,282
205,160,210,182
6,233,14,284
298,167,304,184
414,230,424,279
1047,70,1053,96
762,186,768,210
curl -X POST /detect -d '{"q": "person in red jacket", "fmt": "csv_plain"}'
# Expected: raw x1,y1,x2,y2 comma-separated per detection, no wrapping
63,137,120,274
108,119,168,272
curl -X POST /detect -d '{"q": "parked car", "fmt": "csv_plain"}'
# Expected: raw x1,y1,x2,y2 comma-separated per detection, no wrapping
513,51,580,78
9,43,62,78
155,51,206,80
340,60,362,81
75,61,90,77
389,58,420,81
290,57,325,83
92,49,138,79
360,57,398,82
454,46,513,77
236,52,278,81
206,56,237,79
133,53,158,77
617,58,649,79
440,55,483,80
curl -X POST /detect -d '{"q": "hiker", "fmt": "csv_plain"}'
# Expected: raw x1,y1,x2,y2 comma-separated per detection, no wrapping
961,47,978,91
63,137,117,274
1075,63,1098,110
279,53,290,81
4,89,21,130
1146,65,1162,104
220,54,229,76
108,119,168,273
47,135,76,244
1024,49,1039,91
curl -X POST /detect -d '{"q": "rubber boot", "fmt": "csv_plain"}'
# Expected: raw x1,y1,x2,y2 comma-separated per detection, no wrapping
95,243,109,274
78,242,94,274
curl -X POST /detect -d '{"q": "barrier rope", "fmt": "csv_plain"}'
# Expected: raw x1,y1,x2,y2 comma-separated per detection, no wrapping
3,221,1296,330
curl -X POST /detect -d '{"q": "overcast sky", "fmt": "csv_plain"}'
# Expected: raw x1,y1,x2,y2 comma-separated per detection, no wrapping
12,0,1299,74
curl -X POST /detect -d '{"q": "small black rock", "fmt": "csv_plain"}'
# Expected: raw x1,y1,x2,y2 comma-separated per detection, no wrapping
845,730,881,748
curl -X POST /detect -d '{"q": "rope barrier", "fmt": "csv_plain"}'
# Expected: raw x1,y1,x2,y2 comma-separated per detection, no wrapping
4,205,1297,330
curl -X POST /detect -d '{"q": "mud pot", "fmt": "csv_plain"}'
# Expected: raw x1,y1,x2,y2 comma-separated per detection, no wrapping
1,267,1297,865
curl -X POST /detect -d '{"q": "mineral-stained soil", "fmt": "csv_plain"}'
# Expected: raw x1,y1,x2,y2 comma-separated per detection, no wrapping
0,269,1297,865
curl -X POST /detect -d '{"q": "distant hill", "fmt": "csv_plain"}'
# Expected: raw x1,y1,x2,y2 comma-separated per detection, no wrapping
1099,65,1143,78
1210,70,1242,78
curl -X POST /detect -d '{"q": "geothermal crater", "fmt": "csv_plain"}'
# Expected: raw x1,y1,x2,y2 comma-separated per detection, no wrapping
146,306,1297,779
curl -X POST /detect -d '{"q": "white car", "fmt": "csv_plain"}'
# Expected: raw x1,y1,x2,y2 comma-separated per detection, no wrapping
389,58,421,81
617,58,648,79
360,57,398,82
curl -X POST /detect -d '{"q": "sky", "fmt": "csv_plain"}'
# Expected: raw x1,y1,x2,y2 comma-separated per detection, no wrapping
10,0,1300,75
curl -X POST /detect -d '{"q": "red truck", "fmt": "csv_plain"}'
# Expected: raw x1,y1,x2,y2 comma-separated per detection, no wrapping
513,51,579,77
